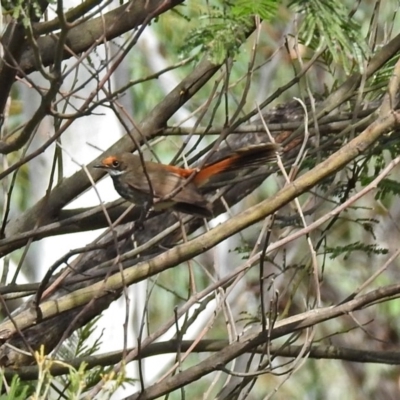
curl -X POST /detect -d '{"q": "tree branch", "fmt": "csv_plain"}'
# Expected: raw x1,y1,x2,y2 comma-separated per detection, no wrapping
19,0,185,74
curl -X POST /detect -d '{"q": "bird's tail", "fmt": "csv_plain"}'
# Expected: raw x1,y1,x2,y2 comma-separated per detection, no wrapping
194,143,279,187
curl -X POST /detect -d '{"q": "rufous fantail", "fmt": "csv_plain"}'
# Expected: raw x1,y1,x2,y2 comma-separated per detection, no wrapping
94,143,279,217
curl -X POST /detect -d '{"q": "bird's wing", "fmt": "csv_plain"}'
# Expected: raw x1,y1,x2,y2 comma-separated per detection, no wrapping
125,164,209,208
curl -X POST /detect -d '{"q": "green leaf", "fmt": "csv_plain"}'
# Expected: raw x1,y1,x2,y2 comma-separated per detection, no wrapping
180,1,281,64
232,0,279,20
290,0,369,74
325,241,388,260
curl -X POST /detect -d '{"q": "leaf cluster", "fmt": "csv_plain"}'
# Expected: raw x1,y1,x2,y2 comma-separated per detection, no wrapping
290,0,369,74
0,374,31,400
325,241,388,260
180,0,280,63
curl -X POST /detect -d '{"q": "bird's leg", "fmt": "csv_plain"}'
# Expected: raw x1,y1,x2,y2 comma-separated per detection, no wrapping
135,207,146,231
135,201,154,230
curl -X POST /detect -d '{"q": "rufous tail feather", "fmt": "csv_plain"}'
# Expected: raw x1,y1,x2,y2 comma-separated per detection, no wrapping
194,143,279,186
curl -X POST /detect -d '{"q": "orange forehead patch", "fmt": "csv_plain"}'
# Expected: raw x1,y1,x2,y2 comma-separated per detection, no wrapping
102,156,118,166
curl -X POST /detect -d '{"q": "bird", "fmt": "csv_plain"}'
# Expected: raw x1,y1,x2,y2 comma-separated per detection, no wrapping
94,143,279,218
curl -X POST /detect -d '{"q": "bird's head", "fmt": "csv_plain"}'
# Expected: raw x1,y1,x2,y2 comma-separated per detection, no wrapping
94,155,128,176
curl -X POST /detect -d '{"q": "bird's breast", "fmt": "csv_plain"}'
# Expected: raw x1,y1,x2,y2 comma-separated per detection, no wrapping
112,177,152,205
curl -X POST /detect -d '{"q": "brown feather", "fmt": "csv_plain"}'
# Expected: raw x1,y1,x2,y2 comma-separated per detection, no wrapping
95,143,278,218
194,143,279,186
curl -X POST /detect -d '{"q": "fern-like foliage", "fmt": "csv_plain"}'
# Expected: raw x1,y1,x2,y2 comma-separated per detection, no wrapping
325,241,388,260
360,150,400,202
181,0,281,63
375,178,400,201
57,315,112,391
0,374,30,400
367,52,400,100
232,0,279,20
289,0,369,74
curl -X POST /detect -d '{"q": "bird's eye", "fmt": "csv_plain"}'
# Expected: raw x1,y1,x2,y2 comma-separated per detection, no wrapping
112,160,120,168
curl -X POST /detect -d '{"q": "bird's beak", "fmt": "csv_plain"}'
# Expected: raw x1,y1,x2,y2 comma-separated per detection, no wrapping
93,163,106,169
